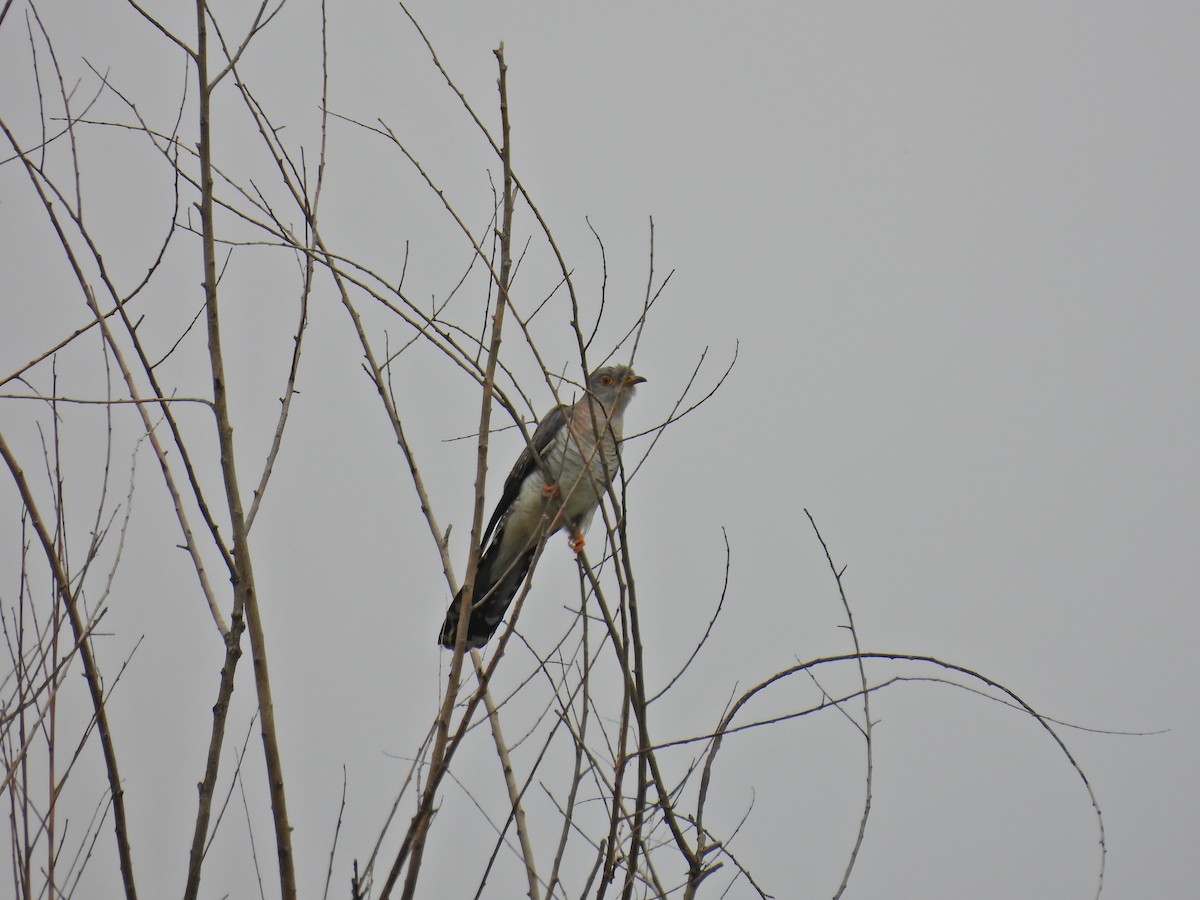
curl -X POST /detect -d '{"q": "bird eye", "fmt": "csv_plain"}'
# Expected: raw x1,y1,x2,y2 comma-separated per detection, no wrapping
600,375,613,386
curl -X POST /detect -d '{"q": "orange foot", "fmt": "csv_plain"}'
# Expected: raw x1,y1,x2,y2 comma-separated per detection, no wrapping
543,482,560,498
568,530,586,553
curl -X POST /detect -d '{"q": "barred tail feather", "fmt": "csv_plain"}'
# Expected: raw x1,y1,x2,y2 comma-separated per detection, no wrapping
438,541,537,649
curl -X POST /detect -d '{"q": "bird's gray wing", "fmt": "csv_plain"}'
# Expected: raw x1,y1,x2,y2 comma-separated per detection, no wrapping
439,405,570,649
480,404,567,548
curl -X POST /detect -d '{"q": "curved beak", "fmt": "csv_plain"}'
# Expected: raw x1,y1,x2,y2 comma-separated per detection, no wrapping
626,374,648,386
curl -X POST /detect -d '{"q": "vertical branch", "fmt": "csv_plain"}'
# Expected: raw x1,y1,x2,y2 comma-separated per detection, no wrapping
806,510,873,900
387,43,517,900
9,519,34,900
190,2,295,897
574,550,697,893
46,386,63,900
0,434,139,900
598,627,632,896
547,630,592,898
477,656,541,900
612,523,650,900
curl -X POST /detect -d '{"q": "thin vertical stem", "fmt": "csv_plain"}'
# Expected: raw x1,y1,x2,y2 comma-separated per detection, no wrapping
388,43,517,900
191,3,295,897
0,434,138,899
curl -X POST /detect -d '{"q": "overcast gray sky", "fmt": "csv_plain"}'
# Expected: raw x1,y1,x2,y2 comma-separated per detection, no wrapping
2,2,1197,898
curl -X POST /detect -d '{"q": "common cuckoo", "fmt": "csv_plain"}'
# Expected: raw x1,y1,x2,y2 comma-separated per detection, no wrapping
439,365,646,649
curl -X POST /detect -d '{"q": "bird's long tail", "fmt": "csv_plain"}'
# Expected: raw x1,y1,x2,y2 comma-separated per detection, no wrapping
438,539,537,649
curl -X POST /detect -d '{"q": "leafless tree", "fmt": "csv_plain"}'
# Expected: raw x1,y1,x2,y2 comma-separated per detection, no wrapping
0,2,1107,898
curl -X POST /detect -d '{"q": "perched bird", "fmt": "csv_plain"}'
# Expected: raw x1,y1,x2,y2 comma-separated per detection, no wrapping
439,365,646,649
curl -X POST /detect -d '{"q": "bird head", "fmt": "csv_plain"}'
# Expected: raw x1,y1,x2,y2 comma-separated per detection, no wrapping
587,365,647,412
